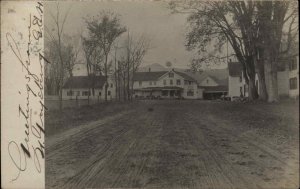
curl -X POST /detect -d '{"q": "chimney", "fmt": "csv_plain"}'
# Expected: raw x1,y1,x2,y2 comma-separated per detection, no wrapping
148,68,151,72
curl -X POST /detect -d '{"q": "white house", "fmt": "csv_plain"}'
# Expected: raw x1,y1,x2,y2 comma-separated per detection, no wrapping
62,75,116,100
228,62,248,98
133,69,202,99
195,72,228,100
228,57,299,99
288,56,299,98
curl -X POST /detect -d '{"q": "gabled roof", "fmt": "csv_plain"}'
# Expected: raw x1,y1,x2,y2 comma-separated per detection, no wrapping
133,70,196,82
133,71,168,81
63,76,106,89
176,68,228,86
228,62,242,77
173,71,196,82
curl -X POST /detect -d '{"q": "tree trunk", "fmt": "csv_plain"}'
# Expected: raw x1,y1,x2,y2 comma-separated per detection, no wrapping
118,70,121,101
127,63,130,101
59,85,63,111
104,54,108,102
131,70,135,100
123,74,127,101
248,76,259,100
257,70,268,101
255,55,268,101
115,65,118,101
264,55,279,102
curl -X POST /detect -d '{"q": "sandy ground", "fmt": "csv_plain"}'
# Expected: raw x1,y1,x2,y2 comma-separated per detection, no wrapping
46,100,299,189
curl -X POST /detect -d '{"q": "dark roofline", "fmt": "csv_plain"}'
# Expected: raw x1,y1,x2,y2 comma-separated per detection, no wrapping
173,70,197,82
63,75,106,89
228,62,242,77
133,71,168,81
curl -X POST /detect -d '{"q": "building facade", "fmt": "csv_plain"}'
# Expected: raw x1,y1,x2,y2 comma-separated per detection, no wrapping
133,70,201,99
228,62,248,98
62,75,116,100
288,56,299,98
228,57,299,99
198,75,228,99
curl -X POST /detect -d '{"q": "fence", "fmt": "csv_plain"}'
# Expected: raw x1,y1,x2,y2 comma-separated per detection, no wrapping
45,96,108,110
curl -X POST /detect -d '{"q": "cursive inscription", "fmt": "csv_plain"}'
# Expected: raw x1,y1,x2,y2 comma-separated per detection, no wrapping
6,2,49,181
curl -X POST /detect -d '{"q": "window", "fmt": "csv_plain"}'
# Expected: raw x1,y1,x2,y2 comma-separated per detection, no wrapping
99,92,101,96
139,81,142,86
110,83,113,88
187,90,194,96
170,79,173,85
163,80,167,85
289,58,297,71
162,90,168,96
149,81,152,86
76,91,80,96
108,91,111,96
239,75,242,82
169,72,174,78
176,79,181,85
153,81,156,85
67,90,73,96
82,91,90,96
189,81,192,85
206,79,209,84
290,77,298,89
184,80,188,85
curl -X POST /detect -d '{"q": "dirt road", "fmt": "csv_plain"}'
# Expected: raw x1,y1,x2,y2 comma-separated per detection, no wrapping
46,100,299,189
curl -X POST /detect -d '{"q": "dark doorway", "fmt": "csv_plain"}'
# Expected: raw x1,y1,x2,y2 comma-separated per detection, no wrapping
170,90,175,97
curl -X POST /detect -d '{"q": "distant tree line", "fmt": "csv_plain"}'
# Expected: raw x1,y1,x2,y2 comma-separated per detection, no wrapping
45,3,150,110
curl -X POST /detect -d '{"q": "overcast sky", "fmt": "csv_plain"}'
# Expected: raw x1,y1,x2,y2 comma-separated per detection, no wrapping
45,1,227,75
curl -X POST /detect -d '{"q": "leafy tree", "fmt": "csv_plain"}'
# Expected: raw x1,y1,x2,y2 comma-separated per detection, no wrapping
256,1,298,102
84,11,126,102
170,1,298,101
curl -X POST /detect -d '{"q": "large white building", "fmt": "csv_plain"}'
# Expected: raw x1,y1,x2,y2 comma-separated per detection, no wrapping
133,69,202,99
62,75,116,100
133,68,229,100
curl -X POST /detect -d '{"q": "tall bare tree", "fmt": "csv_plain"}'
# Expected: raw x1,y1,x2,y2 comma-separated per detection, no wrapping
116,33,150,101
45,2,72,110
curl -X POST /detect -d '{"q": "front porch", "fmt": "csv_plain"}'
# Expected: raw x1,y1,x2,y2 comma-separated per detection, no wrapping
134,87,184,99
201,86,228,100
